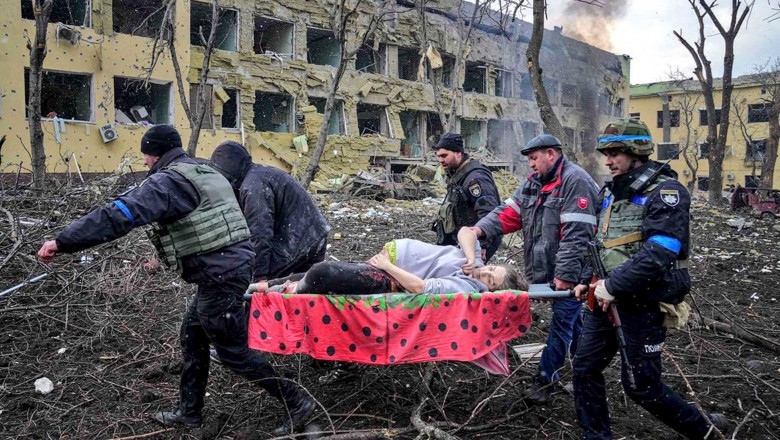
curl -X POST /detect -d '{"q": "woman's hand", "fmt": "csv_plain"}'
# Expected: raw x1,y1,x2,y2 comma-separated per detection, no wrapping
461,257,475,275
368,247,392,270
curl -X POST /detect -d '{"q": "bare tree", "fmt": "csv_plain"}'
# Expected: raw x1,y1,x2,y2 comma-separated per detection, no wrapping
731,92,760,184
25,0,54,188
752,58,780,188
669,70,703,192
142,0,222,157
300,0,393,189
674,0,750,204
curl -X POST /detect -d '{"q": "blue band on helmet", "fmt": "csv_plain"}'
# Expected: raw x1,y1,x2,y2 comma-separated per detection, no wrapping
598,135,652,143
113,200,135,227
648,235,681,254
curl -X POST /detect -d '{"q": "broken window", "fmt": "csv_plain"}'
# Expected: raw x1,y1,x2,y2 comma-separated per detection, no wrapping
748,103,771,123
561,84,578,108
356,42,386,74
190,3,238,51
399,111,423,157
697,176,709,192
495,70,514,98
24,69,92,121
220,88,239,129
520,121,537,145
463,63,486,94
699,108,722,125
254,16,294,57
656,110,680,128
189,84,214,129
746,139,767,161
432,53,456,88
114,77,171,124
544,77,559,105
397,47,421,81
113,0,164,37
425,112,445,146
356,104,390,137
310,98,346,135
254,92,293,133
487,120,513,157
518,73,534,101
657,142,679,160
629,112,640,120
461,119,484,151
698,141,709,159
307,28,340,67
21,0,89,26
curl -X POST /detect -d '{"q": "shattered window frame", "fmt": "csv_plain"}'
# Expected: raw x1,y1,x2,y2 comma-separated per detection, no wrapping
112,0,165,38
310,97,347,136
747,103,771,123
461,119,485,151
253,91,295,133
21,0,91,27
306,27,341,67
24,68,94,123
355,41,387,74
425,112,445,148
656,110,680,128
356,103,391,137
745,138,767,161
495,69,514,98
114,76,173,125
698,141,709,159
220,88,240,130
698,108,722,126
487,119,514,158
657,142,679,160
190,2,240,52
397,46,422,81
697,176,709,192
254,15,295,58
463,63,487,94
399,110,423,157
188,83,214,130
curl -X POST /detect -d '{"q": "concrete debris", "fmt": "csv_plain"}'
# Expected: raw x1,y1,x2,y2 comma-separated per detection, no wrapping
34,377,54,394
726,218,753,230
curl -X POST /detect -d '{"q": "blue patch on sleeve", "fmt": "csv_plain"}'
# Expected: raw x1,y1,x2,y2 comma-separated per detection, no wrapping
113,200,135,227
648,235,681,254
601,195,614,210
631,195,649,205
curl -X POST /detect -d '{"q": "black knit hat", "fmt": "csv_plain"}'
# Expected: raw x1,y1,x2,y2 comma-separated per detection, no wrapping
434,132,464,153
140,125,182,156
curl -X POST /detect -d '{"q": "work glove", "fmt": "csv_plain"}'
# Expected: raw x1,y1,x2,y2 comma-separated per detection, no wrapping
594,283,614,302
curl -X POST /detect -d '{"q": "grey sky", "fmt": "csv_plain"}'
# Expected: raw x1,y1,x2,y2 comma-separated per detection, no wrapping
545,0,779,85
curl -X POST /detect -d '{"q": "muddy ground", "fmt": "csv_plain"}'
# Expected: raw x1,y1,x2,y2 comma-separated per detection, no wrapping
0,176,778,440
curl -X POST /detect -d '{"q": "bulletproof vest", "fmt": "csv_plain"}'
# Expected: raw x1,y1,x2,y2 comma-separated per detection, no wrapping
147,162,250,271
596,174,671,272
437,158,494,233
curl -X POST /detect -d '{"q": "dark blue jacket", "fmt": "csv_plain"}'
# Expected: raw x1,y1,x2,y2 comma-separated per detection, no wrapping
56,148,254,284
210,142,330,280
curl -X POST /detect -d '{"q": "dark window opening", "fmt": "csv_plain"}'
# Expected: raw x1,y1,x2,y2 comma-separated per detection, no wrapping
220,88,239,129
254,92,293,133
657,110,680,128
189,84,214,129
657,142,679,160
310,98,346,135
745,175,761,188
254,16,294,57
698,142,709,159
356,41,386,74
495,70,513,98
398,47,421,81
561,84,578,108
698,108,722,126
461,119,483,151
190,3,238,51
748,103,771,123
520,121,537,145
426,112,444,146
114,77,171,124
400,111,422,157
629,112,640,120
518,73,533,101
746,139,767,161
487,120,513,157
22,0,88,26
307,28,340,67
463,63,486,94
697,176,709,192
356,104,389,136
545,77,559,106
24,69,92,121
113,0,164,37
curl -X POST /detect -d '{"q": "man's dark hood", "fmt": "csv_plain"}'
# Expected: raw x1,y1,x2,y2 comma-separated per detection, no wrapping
210,141,253,190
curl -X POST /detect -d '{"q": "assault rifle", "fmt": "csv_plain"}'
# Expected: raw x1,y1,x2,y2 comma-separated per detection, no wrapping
586,241,636,389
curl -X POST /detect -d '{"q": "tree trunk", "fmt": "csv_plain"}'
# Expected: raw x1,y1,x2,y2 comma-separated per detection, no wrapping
187,1,221,156
761,95,779,188
526,0,575,163
27,0,54,188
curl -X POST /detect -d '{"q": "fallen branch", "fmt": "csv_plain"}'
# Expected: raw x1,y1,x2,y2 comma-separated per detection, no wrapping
730,408,756,439
105,428,174,440
692,312,780,353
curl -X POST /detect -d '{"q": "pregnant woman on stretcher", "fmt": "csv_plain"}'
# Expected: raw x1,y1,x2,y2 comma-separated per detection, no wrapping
248,227,525,296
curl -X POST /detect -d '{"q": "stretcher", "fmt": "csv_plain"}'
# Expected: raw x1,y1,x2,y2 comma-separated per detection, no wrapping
246,288,572,375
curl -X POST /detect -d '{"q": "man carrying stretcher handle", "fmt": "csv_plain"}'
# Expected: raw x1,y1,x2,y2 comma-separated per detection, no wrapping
248,227,525,296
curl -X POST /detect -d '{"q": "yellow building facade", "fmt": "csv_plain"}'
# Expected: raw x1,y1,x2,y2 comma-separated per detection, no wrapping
630,75,778,193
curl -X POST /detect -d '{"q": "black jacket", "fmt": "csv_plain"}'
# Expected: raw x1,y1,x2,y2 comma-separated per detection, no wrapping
210,142,330,280
56,148,254,284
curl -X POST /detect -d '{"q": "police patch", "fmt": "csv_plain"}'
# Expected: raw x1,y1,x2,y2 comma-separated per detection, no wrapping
469,183,482,197
660,189,680,206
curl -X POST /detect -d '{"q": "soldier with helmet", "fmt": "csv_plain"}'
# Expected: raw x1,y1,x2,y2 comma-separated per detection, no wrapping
471,133,599,404
572,119,728,439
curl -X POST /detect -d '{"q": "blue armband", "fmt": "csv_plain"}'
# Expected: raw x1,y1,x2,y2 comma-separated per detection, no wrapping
648,235,681,254
113,200,135,227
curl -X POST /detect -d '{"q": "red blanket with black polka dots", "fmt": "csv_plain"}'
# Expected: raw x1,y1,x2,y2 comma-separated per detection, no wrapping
247,290,532,375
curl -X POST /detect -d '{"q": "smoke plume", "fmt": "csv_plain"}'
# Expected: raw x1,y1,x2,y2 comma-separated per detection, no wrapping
560,0,629,52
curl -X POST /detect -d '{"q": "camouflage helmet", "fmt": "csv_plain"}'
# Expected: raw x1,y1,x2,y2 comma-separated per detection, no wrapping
596,118,654,156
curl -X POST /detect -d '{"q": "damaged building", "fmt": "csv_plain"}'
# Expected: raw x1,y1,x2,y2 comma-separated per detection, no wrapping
1,0,629,184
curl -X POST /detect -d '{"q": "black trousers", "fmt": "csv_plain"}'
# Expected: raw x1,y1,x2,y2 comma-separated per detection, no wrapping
572,306,712,440
269,237,328,280
179,265,295,415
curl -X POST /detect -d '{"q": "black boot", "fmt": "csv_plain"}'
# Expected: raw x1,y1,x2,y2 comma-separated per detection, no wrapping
273,384,316,436
523,374,554,405
153,408,202,428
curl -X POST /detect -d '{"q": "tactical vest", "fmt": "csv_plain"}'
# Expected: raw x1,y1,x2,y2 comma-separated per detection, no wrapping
147,162,250,271
597,174,685,272
437,158,495,234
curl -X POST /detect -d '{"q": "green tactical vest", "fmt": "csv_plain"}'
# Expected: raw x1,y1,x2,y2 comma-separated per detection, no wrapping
147,162,250,271
596,175,671,272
